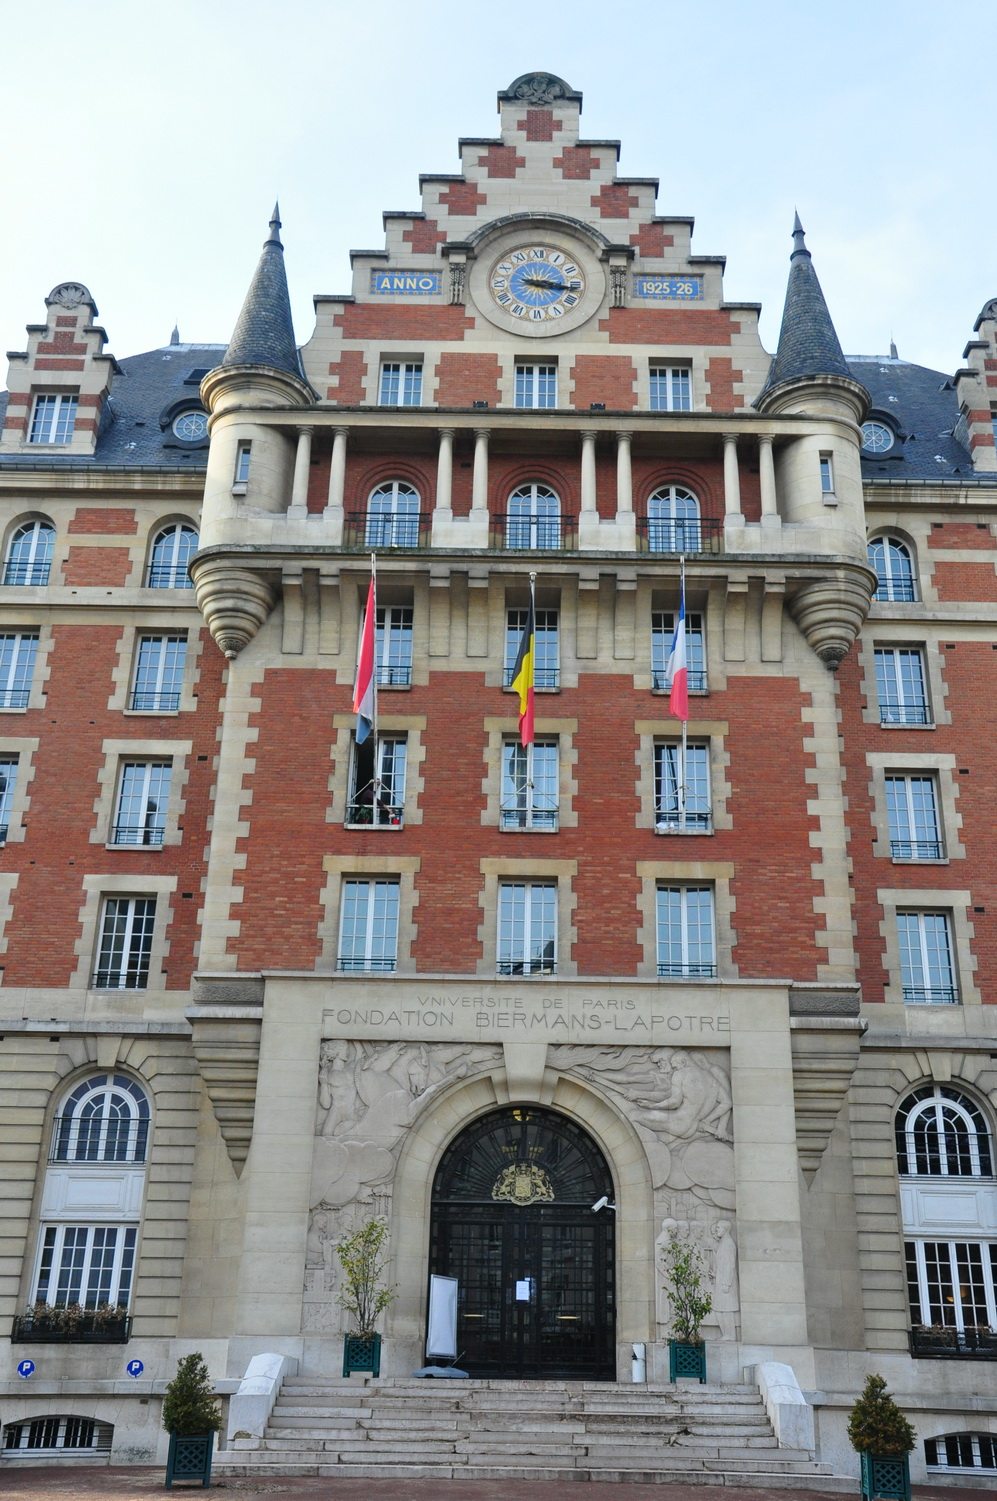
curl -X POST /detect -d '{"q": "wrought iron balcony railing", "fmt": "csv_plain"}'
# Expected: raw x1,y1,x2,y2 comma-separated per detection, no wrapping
500,804,559,831
2,562,51,586
0,689,30,709
652,670,708,693
12,1309,132,1344
902,985,958,1005
874,579,918,602
655,809,712,833
879,701,931,726
909,1325,997,1359
346,800,403,828
891,838,944,860
337,956,397,973
638,517,723,554
110,824,166,847
657,961,718,978
91,966,150,990
498,957,556,976
145,565,193,589
503,668,560,690
128,691,181,712
493,514,578,551
376,664,413,688
344,512,432,549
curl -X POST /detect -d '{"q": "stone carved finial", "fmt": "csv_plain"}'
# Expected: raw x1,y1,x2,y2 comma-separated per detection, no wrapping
610,265,627,309
449,261,466,306
48,282,92,310
502,72,577,107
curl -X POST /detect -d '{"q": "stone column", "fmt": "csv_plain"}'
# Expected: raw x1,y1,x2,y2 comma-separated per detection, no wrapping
436,428,455,517
324,426,348,544
759,435,779,520
615,431,633,516
288,426,313,517
580,430,598,514
723,434,742,522
472,427,490,526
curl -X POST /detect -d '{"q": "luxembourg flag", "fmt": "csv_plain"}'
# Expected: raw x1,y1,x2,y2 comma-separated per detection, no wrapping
353,571,377,745
666,584,689,722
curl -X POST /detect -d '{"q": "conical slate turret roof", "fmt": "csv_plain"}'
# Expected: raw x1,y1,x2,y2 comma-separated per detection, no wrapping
222,204,303,378
760,215,854,398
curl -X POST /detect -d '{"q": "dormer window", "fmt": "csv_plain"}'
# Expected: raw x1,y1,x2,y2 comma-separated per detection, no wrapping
861,420,896,454
29,393,77,445
171,409,208,443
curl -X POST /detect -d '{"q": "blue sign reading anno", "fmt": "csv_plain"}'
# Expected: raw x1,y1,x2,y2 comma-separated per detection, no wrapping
17,1359,36,1379
371,270,442,296
126,1359,145,1378
632,275,703,301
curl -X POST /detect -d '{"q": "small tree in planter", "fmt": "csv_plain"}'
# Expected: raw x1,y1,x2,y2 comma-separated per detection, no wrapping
663,1232,712,1382
337,1217,396,1377
162,1351,221,1489
847,1373,916,1501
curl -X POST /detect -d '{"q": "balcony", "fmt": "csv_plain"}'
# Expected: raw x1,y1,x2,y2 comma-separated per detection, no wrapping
652,670,708,694
2,562,51,586
12,1306,132,1344
110,824,166,848
500,803,559,832
879,701,931,727
145,564,193,589
128,691,181,712
891,838,944,860
657,961,718,978
655,809,712,834
498,957,556,976
874,579,918,603
337,956,397,973
0,688,30,709
492,513,577,551
909,1325,997,1359
344,512,431,549
346,799,403,828
638,517,723,555
902,985,958,1005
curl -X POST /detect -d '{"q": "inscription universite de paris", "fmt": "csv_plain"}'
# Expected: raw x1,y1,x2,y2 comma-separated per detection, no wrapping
326,990,730,1039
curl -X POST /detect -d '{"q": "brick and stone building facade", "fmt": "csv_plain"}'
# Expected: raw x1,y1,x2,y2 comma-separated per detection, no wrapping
1,72,996,1481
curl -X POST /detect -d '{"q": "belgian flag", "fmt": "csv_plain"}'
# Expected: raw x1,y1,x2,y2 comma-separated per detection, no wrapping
510,595,535,747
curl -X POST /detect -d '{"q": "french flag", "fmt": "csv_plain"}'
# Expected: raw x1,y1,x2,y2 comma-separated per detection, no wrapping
666,585,689,722
353,573,377,744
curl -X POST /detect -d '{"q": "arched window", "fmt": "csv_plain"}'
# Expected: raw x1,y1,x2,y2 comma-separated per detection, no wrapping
646,486,701,553
147,523,197,589
895,1084,993,1178
506,483,560,550
4,519,54,586
52,1073,150,1164
365,481,421,548
868,535,917,602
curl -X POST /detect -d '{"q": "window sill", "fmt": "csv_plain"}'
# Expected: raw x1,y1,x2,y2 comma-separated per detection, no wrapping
122,709,183,718
499,824,560,834
344,821,404,831
105,842,165,852
655,823,713,836
877,721,936,731
891,856,949,866
231,482,248,496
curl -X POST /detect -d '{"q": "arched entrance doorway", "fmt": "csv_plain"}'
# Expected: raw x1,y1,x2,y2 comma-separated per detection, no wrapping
428,1106,616,1379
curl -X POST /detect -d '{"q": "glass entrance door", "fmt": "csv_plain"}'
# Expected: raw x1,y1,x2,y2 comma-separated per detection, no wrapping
429,1107,616,1379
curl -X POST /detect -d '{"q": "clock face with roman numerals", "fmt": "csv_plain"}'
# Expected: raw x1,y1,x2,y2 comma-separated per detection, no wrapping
488,245,587,324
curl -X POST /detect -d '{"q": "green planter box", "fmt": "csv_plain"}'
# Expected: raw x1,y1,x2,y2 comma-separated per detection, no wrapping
343,1331,382,1377
165,1430,214,1489
668,1339,706,1383
860,1451,911,1501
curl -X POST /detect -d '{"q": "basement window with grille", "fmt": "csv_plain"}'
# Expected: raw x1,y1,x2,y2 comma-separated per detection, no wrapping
3,1415,113,1455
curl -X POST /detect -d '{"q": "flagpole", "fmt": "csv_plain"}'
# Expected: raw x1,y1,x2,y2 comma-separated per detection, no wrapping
679,556,687,832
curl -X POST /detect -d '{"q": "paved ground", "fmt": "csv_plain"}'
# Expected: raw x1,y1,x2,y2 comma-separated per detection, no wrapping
1,1468,993,1501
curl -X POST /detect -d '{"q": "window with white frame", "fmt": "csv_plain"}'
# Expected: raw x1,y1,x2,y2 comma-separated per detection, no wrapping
0,631,39,709
376,604,414,686
379,361,423,406
819,452,835,495
366,481,421,548
0,754,17,840
4,519,54,585
147,523,197,588
885,773,943,860
501,740,558,830
497,879,557,974
874,646,931,726
3,1415,113,1455
653,610,706,692
92,897,157,989
656,885,716,977
51,1074,150,1165
645,485,702,552
926,1434,997,1472
895,1085,993,1179
129,635,186,712
869,535,917,602
111,762,171,847
655,742,711,832
347,735,406,826
234,442,252,485
505,607,559,689
897,911,957,1004
337,877,399,971
33,1224,137,1310
649,364,692,412
28,393,78,445
906,1240,997,1334
515,362,557,409
506,483,561,549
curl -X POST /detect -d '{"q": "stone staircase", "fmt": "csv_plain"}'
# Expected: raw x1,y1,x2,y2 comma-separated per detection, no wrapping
218,1377,850,1488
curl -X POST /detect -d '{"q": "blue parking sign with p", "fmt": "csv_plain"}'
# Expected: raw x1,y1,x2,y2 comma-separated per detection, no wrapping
17,1359,35,1378
126,1358,144,1378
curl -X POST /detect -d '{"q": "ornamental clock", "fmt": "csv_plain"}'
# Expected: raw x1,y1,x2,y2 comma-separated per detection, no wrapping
488,245,586,325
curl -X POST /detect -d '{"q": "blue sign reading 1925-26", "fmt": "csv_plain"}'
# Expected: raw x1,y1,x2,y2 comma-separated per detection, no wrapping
632,275,703,301
371,270,442,296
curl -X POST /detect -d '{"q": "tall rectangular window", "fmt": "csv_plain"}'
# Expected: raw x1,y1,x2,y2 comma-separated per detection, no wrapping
375,605,413,687
819,453,835,494
0,755,17,840
379,361,423,406
0,632,39,709
898,911,957,1004
886,774,943,860
34,1225,137,1309
130,635,187,712
112,762,171,847
656,885,716,977
652,611,706,692
337,878,399,971
515,363,557,409
906,1240,997,1332
29,393,78,445
501,740,559,830
505,608,559,689
347,735,407,826
649,365,692,412
234,442,252,485
497,880,557,974
93,897,157,989
655,743,711,831
875,647,930,726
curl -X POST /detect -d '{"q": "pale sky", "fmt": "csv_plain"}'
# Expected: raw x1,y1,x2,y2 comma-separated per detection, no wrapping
2,0,989,376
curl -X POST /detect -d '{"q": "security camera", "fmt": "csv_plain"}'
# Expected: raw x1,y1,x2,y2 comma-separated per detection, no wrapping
592,1196,615,1212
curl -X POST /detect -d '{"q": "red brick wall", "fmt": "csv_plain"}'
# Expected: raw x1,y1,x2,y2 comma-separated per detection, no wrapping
334,306,474,340
927,522,994,550
68,507,138,535
327,350,368,404
932,561,997,601
307,444,332,514
569,356,637,411
435,353,502,407
62,546,133,587
600,308,738,345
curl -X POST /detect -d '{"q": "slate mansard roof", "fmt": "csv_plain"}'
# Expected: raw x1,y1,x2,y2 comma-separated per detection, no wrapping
849,355,972,481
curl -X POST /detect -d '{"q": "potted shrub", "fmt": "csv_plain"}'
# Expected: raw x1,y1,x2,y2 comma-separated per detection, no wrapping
336,1217,395,1377
162,1351,221,1489
662,1232,712,1382
847,1372,916,1501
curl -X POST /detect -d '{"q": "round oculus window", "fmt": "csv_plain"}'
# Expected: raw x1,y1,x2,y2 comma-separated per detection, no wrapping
861,420,894,453
172,409,208,442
